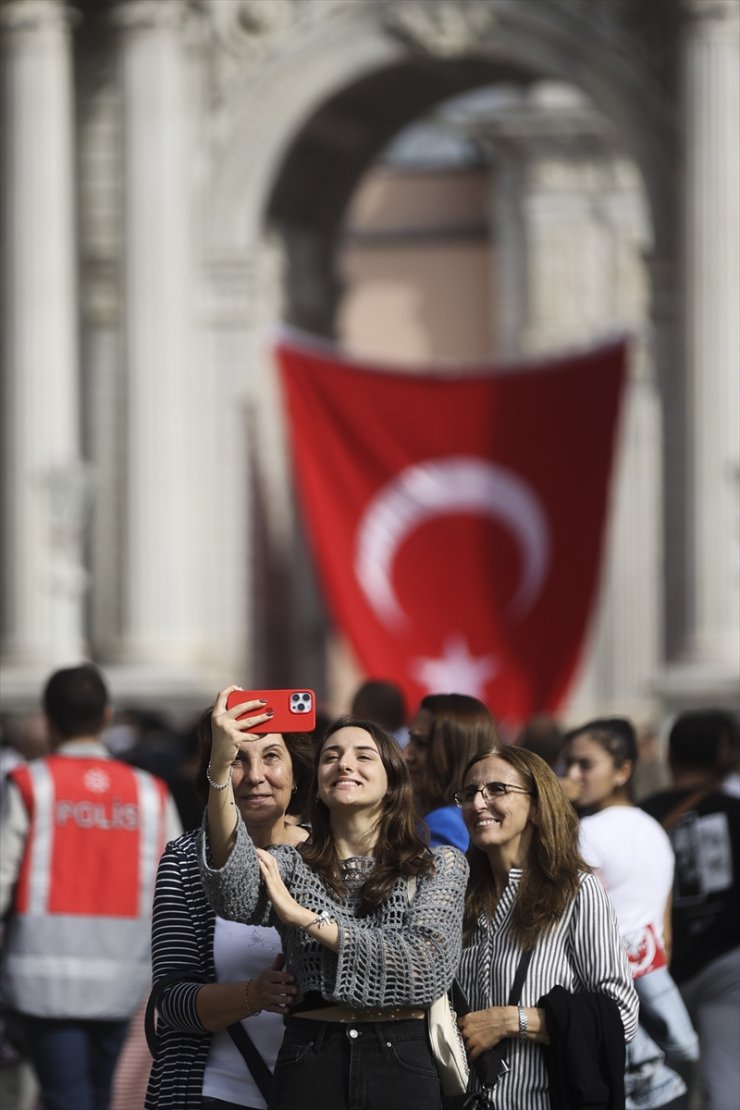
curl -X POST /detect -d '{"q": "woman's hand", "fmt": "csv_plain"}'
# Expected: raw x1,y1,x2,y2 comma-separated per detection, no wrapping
209,685,274,780
248,953,297,1014
256,848,306,927
458,1006,516,1061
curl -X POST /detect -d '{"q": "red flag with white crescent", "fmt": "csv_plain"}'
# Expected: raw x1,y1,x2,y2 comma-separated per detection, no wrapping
276,334,628,727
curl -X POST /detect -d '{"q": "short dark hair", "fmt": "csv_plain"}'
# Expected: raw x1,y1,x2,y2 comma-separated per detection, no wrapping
668,709,739,772
42,664,109,739
350,680,406,733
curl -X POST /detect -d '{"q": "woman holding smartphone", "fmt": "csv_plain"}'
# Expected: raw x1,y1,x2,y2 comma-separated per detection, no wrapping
145,709,313,1110
198,686,468,1110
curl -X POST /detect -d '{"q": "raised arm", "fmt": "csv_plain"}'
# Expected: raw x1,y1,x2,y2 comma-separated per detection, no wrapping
203,685,274,868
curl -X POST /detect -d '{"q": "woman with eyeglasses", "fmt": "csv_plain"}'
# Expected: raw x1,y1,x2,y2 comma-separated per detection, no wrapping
455,746,638,1109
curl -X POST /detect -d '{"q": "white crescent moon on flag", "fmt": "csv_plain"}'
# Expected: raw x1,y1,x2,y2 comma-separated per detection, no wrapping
354,456,550,630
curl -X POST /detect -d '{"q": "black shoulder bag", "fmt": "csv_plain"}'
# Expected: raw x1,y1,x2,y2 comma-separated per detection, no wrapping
145,969,273,1103
449,948,533,1108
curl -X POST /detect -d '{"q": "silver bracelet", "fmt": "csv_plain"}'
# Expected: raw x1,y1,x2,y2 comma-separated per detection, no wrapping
302,909,334,931
517,1004,528,1041
206,762,232,791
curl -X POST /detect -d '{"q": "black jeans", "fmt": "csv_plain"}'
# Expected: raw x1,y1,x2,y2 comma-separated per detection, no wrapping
270,1017,443,1110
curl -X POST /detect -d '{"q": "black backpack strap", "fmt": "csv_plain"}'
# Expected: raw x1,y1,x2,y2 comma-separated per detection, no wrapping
226,1020,273,1103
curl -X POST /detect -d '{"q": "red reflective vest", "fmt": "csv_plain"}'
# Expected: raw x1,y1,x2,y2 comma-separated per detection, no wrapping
3,752,170,1019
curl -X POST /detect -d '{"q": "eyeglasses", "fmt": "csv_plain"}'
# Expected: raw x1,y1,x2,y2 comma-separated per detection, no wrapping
453,781,533,808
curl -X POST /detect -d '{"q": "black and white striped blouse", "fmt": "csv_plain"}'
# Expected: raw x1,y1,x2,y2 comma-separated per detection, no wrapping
457,869,639,1110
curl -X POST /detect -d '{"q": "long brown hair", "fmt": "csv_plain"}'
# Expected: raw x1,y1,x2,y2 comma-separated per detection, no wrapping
418,693,499,811
462,746,589,949
301,716,434,915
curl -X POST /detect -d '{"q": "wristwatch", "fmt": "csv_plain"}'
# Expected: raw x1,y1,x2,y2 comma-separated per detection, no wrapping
517,1004,528,1041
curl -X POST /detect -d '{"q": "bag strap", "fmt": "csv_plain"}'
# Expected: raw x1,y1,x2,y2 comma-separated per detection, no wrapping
145,968,272,1102
226,1021,273,1102
406,873,533,1093
476,947,534,1090
660,783,718,830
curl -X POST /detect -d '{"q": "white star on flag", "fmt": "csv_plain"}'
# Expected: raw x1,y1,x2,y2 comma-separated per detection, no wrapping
411,635,499,700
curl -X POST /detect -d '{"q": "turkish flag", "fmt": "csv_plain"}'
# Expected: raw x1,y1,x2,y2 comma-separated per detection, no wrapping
276,334,628,726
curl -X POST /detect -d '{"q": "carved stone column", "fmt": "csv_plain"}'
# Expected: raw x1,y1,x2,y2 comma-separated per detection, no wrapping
0,0,87,679
111,0,197,666
662,0,740,705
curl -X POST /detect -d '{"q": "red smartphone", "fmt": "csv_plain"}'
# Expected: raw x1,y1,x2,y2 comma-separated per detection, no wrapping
225,689,316,732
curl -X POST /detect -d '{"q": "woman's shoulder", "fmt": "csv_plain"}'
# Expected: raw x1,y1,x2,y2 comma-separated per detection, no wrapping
162,827,200,859
576,869,612,905
429,843,469,881
581,805,672,853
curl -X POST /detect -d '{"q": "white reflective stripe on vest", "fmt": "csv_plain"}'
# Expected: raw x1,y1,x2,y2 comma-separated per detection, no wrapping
2,915,150,1019
26,761,54,914
132,768,161,912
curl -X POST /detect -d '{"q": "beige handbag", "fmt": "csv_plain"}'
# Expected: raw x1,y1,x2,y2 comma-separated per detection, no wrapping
406,877,470,1096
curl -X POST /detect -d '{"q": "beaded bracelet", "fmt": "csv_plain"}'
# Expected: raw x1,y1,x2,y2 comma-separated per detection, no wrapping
206,762,232,790
302,909,334,931
245,978,262,1016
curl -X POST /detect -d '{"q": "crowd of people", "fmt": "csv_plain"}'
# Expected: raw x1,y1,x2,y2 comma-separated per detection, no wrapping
0,666,737,1110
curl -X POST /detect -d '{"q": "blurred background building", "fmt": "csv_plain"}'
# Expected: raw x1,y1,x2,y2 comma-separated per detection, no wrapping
1,0,738,726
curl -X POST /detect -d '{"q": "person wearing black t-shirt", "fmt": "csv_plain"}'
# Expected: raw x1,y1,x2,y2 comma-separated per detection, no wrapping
641,709,740,1110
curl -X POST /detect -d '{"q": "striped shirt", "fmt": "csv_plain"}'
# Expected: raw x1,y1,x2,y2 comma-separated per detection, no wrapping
457,869,639,1110
145,829,283,1110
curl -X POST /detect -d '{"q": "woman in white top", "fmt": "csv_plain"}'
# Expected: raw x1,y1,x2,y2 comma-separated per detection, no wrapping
145,710,313,1110
563,717,699,1106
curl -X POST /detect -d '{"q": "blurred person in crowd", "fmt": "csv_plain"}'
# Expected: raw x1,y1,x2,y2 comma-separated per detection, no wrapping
350,678,407,746
632,721,672,804
0,664,181,1110
563,718,698,1109
145,708,314,1109
0,713,48,1110
404,692,498,851
456,746,638,1109
641,709,740,1110
199,692,468,1110
515,713,563,767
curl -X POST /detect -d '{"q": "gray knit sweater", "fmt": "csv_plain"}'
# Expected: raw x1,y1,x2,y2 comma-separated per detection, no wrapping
198,819,468,1010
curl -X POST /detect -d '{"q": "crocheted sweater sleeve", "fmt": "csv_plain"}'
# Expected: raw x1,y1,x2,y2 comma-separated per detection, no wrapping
198,818,468,1009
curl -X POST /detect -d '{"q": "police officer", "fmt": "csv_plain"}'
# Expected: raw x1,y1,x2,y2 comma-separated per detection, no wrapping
0,664,181,1110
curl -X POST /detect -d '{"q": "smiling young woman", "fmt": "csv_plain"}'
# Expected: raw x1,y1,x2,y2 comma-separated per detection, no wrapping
198,693,469,1110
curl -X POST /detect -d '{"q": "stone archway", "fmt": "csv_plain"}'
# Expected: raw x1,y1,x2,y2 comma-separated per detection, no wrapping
201,0,679,712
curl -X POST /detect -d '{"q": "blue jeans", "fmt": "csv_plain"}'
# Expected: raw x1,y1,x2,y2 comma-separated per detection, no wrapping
635,967,699,1064
22,1015,129,1110
270,1017,443,1110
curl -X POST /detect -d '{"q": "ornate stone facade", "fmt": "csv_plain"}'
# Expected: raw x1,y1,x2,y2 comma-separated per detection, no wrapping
1,0,737,723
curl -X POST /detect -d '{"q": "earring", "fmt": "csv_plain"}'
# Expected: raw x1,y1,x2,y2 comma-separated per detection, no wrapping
291,783,298,793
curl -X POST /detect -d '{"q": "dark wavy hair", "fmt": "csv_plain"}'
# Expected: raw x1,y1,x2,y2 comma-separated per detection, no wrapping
415,693,499,812
462,746,589,948
301,715,434,915
194,707,314,818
